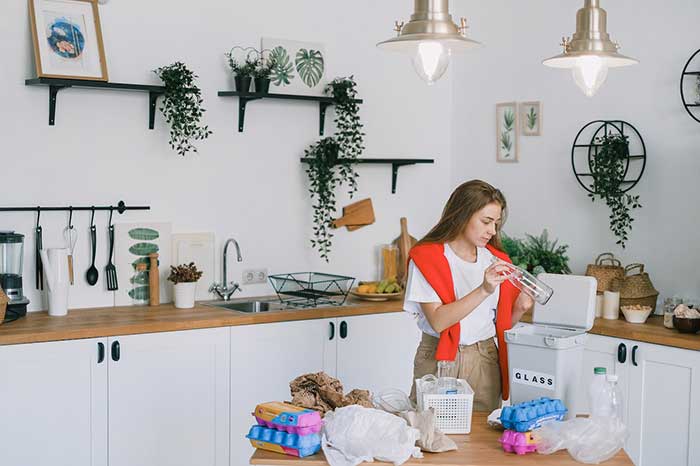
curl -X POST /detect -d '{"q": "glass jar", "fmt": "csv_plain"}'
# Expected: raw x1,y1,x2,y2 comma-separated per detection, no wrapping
378,244,398,281
131,262,149,306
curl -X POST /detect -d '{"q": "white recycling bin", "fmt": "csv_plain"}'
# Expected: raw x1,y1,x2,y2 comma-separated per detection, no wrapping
505,273,597,418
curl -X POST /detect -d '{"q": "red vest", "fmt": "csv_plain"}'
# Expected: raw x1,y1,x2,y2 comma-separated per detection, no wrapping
409,242,519,400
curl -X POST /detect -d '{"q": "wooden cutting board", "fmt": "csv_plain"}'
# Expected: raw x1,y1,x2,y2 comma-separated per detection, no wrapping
393,217,417,286
332,198,375,230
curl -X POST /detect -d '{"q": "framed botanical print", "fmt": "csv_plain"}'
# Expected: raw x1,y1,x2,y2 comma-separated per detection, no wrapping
520,101,542,136
496,102,518,163
28,0,108,81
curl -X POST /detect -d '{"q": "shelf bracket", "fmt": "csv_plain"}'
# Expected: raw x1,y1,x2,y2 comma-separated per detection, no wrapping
319,102,332,136
48,84,70,126
148,91,164,130
238,96,262,132
390,162,414,194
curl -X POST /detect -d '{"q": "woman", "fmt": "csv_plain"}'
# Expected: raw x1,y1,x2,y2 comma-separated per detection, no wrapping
404,180,534,411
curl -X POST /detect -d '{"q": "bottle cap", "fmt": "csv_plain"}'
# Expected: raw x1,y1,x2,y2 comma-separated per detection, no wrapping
594,367,607,375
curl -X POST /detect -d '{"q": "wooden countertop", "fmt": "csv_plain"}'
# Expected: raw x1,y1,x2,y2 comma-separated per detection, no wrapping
0,298,402,346
249,412,633,466
1,298,698,351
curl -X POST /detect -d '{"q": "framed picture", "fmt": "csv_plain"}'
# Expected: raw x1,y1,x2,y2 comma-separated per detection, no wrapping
520,101,542,136
261,37,327,96
496,102,518,162
28,0,108,81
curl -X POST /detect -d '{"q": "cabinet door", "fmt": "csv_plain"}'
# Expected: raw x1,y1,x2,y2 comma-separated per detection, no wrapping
108,327,230,466
0,338,108,466
626,342,700,466
230,318,335,466
578,334,631,421
336,312,421,395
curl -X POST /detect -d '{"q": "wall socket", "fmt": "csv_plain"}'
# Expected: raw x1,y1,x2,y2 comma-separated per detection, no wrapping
242,268,268,285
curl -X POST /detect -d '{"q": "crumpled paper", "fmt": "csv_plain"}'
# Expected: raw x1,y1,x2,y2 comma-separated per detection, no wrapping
322,405,422,466
290,372,373,415
397,409,457,453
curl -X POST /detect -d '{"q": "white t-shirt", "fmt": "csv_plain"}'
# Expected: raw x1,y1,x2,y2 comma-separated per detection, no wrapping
403,244,499,346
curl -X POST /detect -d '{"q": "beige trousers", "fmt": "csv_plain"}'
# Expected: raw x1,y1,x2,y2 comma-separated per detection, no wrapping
410,332,502,412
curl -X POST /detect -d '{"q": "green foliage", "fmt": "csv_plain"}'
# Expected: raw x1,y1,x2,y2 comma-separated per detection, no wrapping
270,46,294,85
501,229,571,275
305,77,364,261
128,228,159,241
154,62,212,156
526,107,537,130
503,109,515,131
588,133,642,248
295,49,324,87
500,132,513,152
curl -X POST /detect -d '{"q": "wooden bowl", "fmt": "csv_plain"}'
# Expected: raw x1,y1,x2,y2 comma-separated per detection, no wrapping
673,316,700,334
349,287,403,302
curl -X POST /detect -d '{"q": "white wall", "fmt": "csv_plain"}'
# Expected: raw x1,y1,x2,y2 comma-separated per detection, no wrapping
450,0,700,300
1,0,455,311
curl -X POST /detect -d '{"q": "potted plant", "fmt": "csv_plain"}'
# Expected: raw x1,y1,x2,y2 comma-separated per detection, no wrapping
154,62,212,156
304,76,364,261
253,54,276,94
589,133,642,248
226,48,258,94
502,229,571,275
168,262,203,309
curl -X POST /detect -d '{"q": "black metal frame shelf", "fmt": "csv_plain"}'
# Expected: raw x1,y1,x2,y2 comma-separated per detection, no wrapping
25,77,166,128
300,158,434,194
218,91,363,135
680,49,700,123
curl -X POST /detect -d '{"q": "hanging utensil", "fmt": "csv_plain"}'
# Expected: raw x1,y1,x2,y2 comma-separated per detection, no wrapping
86,207,99,286
35,208,43,290
105,207,118,291
63,207,77,285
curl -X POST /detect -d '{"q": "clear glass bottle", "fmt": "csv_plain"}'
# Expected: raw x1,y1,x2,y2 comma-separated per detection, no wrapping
436,360,458,395
491,257,554,305
131,262,149,306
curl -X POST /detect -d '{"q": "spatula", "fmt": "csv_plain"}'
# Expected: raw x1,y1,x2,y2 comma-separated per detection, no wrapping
105,225,118,291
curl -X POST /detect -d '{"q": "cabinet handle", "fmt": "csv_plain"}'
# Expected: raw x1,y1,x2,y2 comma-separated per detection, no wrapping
617,343,627,364
97,342,105,363
340,321,348,339
111,341,120,361
632,345,638,366
329,322,335,340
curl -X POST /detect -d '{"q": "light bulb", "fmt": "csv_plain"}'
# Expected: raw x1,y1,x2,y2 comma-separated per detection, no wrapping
571,56,609,97
412,41,450,85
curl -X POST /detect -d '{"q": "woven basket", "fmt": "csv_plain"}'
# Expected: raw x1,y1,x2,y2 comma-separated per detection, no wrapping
0,287,8,325
586,253,625,293
611,264,659,313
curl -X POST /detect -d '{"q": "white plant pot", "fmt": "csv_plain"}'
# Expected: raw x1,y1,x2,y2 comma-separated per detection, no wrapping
173,282,197,309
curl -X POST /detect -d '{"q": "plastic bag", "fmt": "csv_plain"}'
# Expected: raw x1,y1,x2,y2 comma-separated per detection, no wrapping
531,417,628,464
322,405,422,466
372,388,416,414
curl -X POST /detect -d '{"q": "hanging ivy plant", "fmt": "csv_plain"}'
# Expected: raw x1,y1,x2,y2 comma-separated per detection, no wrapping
305,76,364,261
588,133,642,248
154,62,212,156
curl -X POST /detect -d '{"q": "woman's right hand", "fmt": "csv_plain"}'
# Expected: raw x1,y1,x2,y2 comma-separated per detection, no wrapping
481,261,511,295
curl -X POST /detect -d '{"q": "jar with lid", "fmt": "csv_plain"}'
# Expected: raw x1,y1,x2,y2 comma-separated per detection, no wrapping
663,296,683,329
131,262,150,306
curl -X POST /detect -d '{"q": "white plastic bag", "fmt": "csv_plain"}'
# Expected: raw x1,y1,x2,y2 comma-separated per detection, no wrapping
532,417,628,464
322,405,422,466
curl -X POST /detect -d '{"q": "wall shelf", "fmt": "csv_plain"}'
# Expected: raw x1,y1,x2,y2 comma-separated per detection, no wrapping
25,77,166,128
299,158,434,194
680,49,700,123
218,91,363,135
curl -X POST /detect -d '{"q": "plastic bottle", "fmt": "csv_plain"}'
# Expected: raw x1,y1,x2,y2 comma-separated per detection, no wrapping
607,374,624,421
589,367,612,417
436,360,458,395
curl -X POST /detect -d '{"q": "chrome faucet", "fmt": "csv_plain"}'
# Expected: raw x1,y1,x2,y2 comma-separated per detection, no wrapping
209,238,243,300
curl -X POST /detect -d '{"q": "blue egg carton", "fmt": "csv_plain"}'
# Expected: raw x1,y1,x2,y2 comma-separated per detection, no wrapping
246,424,321,457
500,397,567,432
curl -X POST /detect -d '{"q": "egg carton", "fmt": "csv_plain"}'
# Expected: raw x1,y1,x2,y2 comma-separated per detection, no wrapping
253,402,323,435
499,430,538,455
499,397,567,432
247,425,321,458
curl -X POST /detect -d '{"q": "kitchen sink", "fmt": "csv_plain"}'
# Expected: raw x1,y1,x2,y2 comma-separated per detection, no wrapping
204,300,285,313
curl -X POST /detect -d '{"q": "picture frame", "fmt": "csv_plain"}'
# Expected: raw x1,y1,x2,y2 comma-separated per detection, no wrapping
28,0,108,81
520,101,542,136
496,102,519,163
261,37,327,96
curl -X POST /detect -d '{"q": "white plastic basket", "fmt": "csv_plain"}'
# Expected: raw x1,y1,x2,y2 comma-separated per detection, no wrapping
415,378,474,434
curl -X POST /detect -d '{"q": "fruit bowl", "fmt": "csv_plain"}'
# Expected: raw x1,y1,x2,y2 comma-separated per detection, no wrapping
349,280,403,301
673,316,700,334
620,305,653,324
349,287,403,301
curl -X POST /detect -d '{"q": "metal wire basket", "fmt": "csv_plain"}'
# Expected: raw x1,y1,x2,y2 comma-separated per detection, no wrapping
268,272,355,308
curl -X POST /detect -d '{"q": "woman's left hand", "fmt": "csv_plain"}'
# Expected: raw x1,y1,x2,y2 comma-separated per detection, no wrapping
514,292,535,315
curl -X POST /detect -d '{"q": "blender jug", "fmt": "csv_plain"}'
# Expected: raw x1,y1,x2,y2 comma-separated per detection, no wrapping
0,231,29,321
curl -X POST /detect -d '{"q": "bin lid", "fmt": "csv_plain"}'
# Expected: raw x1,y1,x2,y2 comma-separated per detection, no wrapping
532,273,596,331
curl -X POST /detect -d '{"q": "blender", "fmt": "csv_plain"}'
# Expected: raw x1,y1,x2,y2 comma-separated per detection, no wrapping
0,231,30,322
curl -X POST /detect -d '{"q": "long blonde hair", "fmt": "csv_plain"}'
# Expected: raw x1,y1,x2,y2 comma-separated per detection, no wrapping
417,180,507,251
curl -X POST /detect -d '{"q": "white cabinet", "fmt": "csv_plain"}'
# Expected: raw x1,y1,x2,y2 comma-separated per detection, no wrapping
229,319,335,466
626,341,700,466
108,327,230,466
581,333,700,466
334,312,421,395
0,338,108,466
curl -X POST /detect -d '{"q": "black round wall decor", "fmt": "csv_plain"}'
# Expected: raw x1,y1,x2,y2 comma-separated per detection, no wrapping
571,120,646,195
680,48,700,124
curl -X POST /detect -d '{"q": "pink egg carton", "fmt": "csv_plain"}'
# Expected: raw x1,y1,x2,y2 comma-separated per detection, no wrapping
253,402,323,436
499,430,537,455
